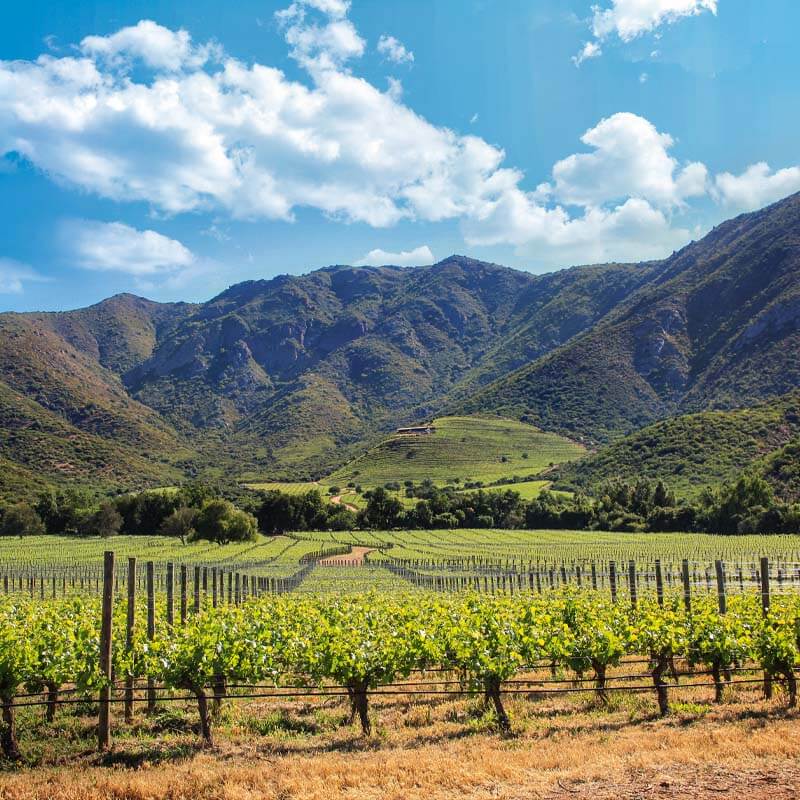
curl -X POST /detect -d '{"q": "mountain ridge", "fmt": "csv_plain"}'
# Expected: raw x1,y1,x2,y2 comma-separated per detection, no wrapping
1,192,799,496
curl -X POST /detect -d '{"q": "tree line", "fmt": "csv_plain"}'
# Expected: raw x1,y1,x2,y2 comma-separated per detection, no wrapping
0,484,258,542
0,471,797,539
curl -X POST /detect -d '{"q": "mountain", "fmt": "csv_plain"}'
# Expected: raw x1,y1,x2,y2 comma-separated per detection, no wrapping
1,193,799,497
554,391,800,500
0,295,198,498
461,193,800,443
121,257,648,478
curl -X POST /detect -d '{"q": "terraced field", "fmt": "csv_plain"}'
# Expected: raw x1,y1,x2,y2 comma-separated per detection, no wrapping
326,416,585,488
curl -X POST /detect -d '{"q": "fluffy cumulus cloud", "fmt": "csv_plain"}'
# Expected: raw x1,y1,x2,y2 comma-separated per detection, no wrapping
63,220,194,275
0,258,46,293
377,35,414,64
355,244,433,267
463,112,708,263
549,112,708,209
576,0,717,64
80,20,220,72
714,163,800,213
0,2,796,270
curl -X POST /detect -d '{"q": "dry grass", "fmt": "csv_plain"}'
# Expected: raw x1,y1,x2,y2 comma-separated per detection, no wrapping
1,678,799,799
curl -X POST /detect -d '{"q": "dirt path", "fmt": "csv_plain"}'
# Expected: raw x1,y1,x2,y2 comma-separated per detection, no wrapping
330,494,359,513
318,545,375,565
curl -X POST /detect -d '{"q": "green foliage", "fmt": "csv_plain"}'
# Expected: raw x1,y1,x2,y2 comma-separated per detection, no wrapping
192,499,258,544
0,503,45,538
328,416,584,488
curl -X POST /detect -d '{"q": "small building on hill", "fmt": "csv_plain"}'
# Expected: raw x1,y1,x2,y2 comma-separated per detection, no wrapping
396,425,436,435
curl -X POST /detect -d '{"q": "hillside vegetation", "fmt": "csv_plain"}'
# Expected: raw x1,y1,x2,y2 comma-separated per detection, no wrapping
1,194,799,495
462,192,800,443
326,416,584,487
556,392,800,500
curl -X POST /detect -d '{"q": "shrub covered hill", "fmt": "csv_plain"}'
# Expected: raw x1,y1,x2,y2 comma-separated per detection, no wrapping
0,192,799,499
461,192,800,443
554,391,800,502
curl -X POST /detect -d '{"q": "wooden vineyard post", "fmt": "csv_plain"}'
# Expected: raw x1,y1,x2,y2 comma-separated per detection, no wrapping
180,566,187,625
98,551,115,752
212,567,218,608
761,556,772,699
628,560,637,608
166,563,174,627
146,562,156,714
681,559,691,613
715,560,727,614
124,558,136,723
609,561,617,603
655,559,664,607
591,561,597,591
194,567,201,614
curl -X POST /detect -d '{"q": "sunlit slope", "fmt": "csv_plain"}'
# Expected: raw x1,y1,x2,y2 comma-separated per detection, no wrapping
327,416,585,487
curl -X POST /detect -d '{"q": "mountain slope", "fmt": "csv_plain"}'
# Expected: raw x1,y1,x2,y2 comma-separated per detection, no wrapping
124,257,650,477
1,193,799,493
555,392,800,499
461,192,800,443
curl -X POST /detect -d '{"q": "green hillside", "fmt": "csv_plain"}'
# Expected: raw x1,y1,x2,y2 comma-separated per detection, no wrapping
462,192,800,443
326,416,585,488
556,392,800,500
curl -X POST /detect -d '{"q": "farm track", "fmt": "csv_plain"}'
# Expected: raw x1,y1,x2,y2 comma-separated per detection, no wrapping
318,546,375,565
330,495,359,513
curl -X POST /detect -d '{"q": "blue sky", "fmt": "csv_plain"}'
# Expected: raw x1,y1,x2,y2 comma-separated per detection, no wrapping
1,0,799,311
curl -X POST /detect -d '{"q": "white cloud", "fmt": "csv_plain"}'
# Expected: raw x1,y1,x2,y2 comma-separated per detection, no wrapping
592,0,717,42
578,0,717,62
0,8,518,230
63,220,194,275
572,41,602,67
549,112,707,209
80,20,219,72
377,35,414,65
277,1,364,72
714,162,800,213
355,245,434,267
639,71,649,83
0,6,788,272
463,113,709,265
0,258,47,293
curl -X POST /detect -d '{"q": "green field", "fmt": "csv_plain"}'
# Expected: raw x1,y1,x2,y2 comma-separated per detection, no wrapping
456,479,555,500
0,534,336,581
326,416,585,488
242,481,324,494
3,531,798,600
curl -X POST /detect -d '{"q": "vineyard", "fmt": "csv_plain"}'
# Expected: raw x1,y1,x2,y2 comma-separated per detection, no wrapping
1,540,800,760
325,416,586,487
1,528,800,792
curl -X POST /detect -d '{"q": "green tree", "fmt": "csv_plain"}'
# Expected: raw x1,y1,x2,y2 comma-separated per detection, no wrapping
0,504,45,538
359,487,403,529
158,506,198,544
192,500,258,544
81,502,122,538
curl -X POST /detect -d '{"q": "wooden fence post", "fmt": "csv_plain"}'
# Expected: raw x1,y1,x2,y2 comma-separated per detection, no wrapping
193,566,201,614
98,551,115,752
146,562,156,714
124,558,136,723
609,561,617,603
628,560,637,608
715,560,727,614
761,556,773,699
166,563,174,627
681,559,691,613
180,566,187,625
655,559,664,607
